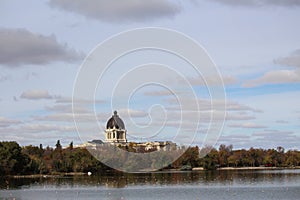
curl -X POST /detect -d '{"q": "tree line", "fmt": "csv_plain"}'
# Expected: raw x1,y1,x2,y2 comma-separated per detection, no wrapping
192,144,300,170
0,141,110,175
0,141,299,175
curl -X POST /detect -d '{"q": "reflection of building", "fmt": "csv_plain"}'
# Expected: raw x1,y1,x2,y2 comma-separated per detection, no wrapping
105,111,127,143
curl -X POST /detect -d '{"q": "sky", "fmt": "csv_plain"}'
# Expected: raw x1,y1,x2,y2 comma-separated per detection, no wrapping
0,0,300,150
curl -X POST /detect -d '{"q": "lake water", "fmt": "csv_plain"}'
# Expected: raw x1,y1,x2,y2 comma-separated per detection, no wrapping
1,169,300,200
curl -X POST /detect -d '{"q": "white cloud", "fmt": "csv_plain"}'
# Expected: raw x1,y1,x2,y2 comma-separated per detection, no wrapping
46,104,90,114
157,97,261,135
118,109,148,118
225,113,256,121
242,49,300,87
275,49,300,68
0,123,76,136
167,97,262,113
33,113,98,123
0,28,83,67
188,75,237,86
275,120,289,124
56,97,105,104
0,123,81,146
34,108,147,123
49,0,181,22
217,129,300,149
136,110,255,131
33,113,72,122
0,117,22,128
18,124,76,133
210,0,300,7
144,90,175,97
243,69,300,88
20,90,58,100
217,134,251,146
228,122,267,129
226,102,263,113
252,130,298,145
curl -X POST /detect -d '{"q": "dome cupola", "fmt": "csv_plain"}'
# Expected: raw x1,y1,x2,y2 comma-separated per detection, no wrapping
106,110,125,129
105,111,127,143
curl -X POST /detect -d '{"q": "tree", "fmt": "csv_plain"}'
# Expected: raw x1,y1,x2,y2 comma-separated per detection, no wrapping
22,145,43,158
276,146,285,166
202,148,219,170
228,153,239,167
171,146,200,169
55,140,62,151
52,140,63,172
69,141,73,150
1,140,300,175
0,141,31,175
285,150,300,167
218,144,233,167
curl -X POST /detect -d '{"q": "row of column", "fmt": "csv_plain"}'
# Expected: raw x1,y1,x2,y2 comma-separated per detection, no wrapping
107,131,125,140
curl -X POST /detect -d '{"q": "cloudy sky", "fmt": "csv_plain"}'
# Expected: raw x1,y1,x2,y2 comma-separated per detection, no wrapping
0,0,300,149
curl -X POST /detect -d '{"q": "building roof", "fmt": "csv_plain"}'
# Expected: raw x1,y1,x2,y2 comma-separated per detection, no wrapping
106,110,125,129
88,140,104,144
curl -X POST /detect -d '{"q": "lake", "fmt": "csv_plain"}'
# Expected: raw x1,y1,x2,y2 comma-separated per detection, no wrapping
1,169,300,200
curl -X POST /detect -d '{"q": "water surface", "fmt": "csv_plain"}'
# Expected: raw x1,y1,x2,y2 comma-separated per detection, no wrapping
1,169,300,200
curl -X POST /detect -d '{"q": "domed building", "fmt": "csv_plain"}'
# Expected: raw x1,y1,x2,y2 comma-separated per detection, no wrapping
78,110,176,151
105,111,127,143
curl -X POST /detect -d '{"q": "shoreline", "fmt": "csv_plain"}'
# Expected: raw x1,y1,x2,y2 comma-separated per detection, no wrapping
10,172,87,179
8,166,300,178
193,166,300,171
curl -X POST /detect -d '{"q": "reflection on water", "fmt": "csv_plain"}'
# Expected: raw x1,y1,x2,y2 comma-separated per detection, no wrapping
2,169,300,189
1,170,300,200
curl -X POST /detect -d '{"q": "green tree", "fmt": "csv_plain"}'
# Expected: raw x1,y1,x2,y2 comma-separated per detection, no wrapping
202,148,219,170
0,141,30,175
22,145,43,158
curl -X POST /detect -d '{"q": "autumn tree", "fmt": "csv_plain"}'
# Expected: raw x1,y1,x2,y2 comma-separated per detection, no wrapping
218,144,233,167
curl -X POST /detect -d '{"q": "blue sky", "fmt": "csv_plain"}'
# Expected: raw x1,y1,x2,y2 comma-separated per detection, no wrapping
0,0,300,149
